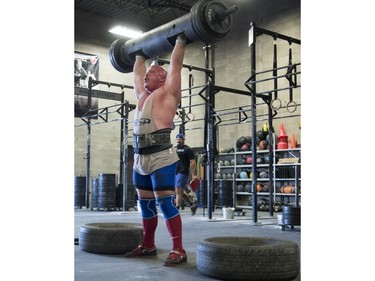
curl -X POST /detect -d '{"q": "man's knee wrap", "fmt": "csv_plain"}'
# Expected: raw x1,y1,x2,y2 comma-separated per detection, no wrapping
157,195,179,220
138,198,158,219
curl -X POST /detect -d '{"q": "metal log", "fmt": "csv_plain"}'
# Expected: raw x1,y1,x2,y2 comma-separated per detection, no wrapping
109,0,238,73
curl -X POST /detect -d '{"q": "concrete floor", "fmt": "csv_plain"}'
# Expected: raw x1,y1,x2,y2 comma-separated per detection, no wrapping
75,207,301,281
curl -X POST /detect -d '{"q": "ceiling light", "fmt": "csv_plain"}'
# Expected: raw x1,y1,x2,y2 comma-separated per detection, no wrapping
109,26,143,38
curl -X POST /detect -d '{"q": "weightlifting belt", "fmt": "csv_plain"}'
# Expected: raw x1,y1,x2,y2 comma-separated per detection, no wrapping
132,132,172,155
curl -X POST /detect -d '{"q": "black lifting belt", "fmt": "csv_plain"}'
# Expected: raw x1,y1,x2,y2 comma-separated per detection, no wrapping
132,132,172,155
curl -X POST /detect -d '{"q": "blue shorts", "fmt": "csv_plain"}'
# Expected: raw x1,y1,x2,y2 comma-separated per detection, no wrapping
133,162,177,192
175,173,188,189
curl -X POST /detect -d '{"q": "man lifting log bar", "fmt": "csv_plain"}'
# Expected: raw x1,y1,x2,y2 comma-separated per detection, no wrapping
117,0,239,266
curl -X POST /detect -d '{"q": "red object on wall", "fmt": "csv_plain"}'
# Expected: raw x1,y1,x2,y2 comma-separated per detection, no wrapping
277,123,288,149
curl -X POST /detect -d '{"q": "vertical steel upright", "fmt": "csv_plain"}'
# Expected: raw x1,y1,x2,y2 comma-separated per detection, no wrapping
249,22,258,223
121,99,130,211
85,77,93,209
204,44,215,219
267,102,274,217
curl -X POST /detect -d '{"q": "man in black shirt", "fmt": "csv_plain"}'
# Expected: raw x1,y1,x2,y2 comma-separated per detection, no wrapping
175,133,198,215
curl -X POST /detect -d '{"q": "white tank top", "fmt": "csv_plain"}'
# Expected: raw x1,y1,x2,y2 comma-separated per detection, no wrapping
133,94,179,175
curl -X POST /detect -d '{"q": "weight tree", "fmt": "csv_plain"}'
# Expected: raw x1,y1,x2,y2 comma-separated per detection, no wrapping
245,22,301,223
75,77,135,210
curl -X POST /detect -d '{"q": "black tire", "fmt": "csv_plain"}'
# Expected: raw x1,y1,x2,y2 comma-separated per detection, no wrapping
79,222,143,255
196,236,300,281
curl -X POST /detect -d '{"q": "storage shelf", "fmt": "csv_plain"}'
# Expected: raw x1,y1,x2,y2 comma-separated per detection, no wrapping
235,178,270,181
236,205,253,209
274,193,301,196
216,145,301,209
274,148,301,152
275,163,301,166
236,192,270,195
236,164,270,168
225,149,270,156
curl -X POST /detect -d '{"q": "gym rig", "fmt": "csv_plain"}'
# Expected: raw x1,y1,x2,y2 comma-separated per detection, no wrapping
244,22,301,223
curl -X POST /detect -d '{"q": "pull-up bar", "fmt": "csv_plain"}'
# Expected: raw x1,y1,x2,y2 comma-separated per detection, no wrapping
249,21,301,45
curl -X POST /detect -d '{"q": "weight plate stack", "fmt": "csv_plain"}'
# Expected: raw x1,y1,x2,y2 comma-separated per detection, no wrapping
98,173,116,210
74,176,86,208
91,177,98,209
282,205,301,226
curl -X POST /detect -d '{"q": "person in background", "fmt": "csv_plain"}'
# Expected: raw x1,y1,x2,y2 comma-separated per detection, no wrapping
175,133,199,215
124,34,187,266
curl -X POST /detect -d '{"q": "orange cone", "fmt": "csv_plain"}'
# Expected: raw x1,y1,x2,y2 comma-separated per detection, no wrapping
290,133,296,149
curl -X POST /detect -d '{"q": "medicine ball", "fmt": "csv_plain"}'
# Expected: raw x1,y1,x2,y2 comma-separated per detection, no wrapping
256,183,263,192
245,156,252,164
256,130,266,141
259,171,268,178
262,184,269,192
245,184,251,192
237,158,246,165
236,136,247,149
240,143,250,151
244,136,251,146
237,184,244,192
256,157,264,164
258,140,269,150
231,159,236,166
263,155,270,164
239,171,248,179
222,173,227,180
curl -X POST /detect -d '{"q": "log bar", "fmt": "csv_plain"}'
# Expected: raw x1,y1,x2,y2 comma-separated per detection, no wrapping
109,0,239,73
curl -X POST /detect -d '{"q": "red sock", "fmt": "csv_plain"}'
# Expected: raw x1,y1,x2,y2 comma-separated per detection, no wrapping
165,215,184,252
142,216,158,249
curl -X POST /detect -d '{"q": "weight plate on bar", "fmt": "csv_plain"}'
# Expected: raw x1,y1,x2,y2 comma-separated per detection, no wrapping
204,1,233,35
109,38,133,73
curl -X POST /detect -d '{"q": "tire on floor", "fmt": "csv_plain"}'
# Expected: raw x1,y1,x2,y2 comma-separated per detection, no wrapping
196,236,300,281
79,222,143,255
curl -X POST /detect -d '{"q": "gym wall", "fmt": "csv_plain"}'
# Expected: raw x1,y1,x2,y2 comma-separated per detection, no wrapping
74,0,301,180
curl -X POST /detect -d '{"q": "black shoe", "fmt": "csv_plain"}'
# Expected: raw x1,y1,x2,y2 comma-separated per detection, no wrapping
190,204,198,215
